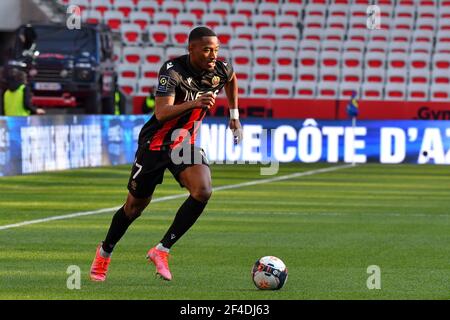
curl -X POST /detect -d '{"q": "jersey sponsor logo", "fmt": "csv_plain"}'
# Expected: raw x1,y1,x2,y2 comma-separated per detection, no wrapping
157,75,170,92
211,76,220,87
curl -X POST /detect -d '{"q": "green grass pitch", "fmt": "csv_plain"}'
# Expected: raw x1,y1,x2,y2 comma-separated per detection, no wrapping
0,163,449,299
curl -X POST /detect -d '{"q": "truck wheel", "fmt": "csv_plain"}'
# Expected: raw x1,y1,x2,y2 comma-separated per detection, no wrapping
85,90,102,114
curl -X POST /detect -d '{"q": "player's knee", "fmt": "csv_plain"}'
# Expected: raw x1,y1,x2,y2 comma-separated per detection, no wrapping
124,198,150,220
191,187,212,203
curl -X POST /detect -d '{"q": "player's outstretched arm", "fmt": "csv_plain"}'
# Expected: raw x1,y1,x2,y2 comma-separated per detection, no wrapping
154,93,216,123
224,73,243,144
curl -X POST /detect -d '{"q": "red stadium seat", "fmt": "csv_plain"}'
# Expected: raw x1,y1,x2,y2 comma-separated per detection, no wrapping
297,66,319,82
342,67,363,83
234,65,252,81
234,2,257,18
232,49,253,67
322,40,343,52
209,1,231,19
294,81,316,98
317,81,339,99
143,47,165,64
137,1,158,18
141,63,160,80
252,38,276,51
214,25,233,46
361,82,384,100
120,23,142,45
275,50,296,67
250,80,271,98
280,3,303,18
409,68,430,84
235,26,257,41
118,63,140,79
258,3,279,17
339,82,360,100
176,13,197,28
430,84,450,101
129,12,150,31
104,10,125,32
298,50,319,68
148,24,170,46
407,83,429,101
202,14,224,30
186,2,207,20
320,67,340,83
364,68,385,84
253,14,274,29
385,83,407,100
387,52,408,69
166,47,186,60
153,12,174,27
275,66,295,82
252,65,273,81
254,49,273,66
170,25,190,46
123,46,142,64
114,0,135,18
271,82,293,98
162,1,184,18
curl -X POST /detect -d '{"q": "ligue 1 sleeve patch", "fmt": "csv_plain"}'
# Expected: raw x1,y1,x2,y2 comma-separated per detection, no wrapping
157,75,170,92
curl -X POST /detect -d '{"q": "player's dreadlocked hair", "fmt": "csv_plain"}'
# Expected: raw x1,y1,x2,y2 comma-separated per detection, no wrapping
188,26,217,43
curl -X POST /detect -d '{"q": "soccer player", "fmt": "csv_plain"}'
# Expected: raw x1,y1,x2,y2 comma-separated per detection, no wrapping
90,27,242,281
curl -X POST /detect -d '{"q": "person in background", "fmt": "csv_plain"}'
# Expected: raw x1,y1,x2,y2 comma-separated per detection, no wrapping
114,87,126,115
3,67,45,116
141,88,155,114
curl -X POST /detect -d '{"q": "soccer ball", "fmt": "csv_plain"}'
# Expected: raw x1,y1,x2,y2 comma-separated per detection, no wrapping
251,256,288,290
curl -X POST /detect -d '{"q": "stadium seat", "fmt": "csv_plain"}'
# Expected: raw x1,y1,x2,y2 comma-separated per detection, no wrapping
137,1,158,18
275,66,295,82
92,0,112,17
277,39,298,52
324,28,345,42
252,14,274,29
104,10,125,32
252,38,276,51
342,51,363,69
186,2,207,20
271,82,294,98
395,5,415,19
141,63,160,80
217,48,230,62
209,1,231,19
342,67,363,83
226,14,249,30
249,80,271,98
303,15,326,29
143,46,165,64
82,10,103,25
275,50,296,67
435,42,450,53
123,46,142,64
202,13,224,30
304,3,327,18
148,25,170,46
299,39,320,52
297,66,319,83
392,17,414,30
387,52,408,69
317,81,339,99
339,81,361,100
361,82,384,100
365,51,386,70
417,5,437,19
279,28,300,41
321,40,343,52
235,26,257,41
431,69,450,84
385,83,407,100
70,0,90,12
234,2,257,18
162,1,184,18
326,15,347,30
258,2,279,17
237,80,250,96
153,12,174,27
252,65,273,81
280,3,303,18
416,18,436,31
129,12,150,31
137,78,158,96
120,23,142,46
214,25,233,46
257,27,278,41
302,28,323,41
430,84,450,101
275,15,297,28
364,68,386,84
390,29,412,43
118,63,140,79
234,65,252,81
387,68,407,84
388,41,410,53
254,49,273,66
320,67,340,83
366,41,388,53
320,51,340,68
170,24,190,46
349,4,367,17
409,52,430,71
346,28,368,42
407,83,429,101
118,77,137,96
328,4,349,17
432,53,450,70
349,16,367,29
176,13,197,28
166,47,186,60
298,50,319,68
409,68,430,84
228,38,251,50
437,30,450,42
412,29,434,44
368,29,389,43
114,0,135,18
294,81,317,98
232,49,253,67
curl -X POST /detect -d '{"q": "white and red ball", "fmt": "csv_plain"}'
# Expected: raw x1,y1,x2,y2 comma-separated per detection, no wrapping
251,256,288,290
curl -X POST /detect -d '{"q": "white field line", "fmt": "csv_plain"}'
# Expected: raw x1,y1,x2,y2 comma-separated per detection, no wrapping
0,164,354,231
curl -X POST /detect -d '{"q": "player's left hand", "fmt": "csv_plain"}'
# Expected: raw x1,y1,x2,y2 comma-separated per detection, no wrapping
229,119,243,145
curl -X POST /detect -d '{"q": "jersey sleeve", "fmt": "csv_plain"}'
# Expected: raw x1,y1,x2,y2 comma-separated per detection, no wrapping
155,61,180,97
224,60,234,82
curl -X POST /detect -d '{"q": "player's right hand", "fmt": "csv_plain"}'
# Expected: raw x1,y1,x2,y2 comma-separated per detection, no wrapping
194,92,216,109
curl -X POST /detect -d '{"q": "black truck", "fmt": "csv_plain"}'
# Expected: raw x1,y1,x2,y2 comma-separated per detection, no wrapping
11,23,116,114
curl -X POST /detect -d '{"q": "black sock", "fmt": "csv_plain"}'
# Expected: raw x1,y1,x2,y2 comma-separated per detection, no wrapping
160,196,207,249
102,206,135,253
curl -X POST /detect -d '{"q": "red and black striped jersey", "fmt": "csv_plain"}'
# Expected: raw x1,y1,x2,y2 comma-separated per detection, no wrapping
138,54,234,151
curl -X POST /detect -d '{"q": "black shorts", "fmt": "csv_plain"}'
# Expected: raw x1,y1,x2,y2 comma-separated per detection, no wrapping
127,143,209,199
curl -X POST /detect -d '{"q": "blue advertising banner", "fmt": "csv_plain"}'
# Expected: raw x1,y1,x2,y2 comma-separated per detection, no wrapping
0,115,449,176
